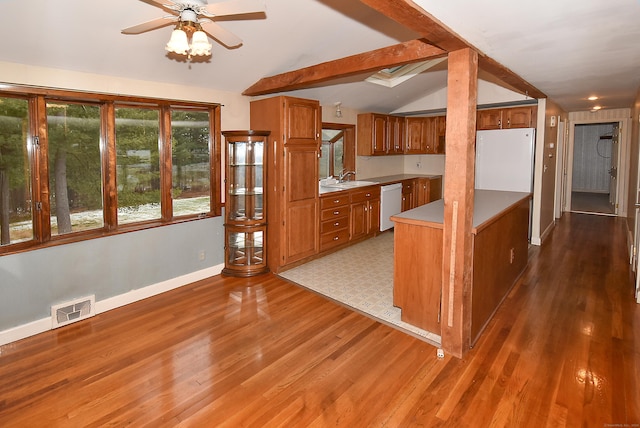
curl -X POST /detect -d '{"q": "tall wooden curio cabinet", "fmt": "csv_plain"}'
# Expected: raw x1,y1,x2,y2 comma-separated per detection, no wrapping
222,130,270,277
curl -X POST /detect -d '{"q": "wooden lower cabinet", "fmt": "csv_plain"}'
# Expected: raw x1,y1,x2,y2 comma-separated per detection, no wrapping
392,193,531,345
318,186,380,255
350,187,380,242
319,193,350,252
403,176,442,211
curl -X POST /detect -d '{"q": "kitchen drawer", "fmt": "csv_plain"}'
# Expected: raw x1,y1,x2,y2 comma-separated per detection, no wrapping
320,216,349,234
321,205,349,221
320,193,349,209
351,187,380,203
320,228,350,251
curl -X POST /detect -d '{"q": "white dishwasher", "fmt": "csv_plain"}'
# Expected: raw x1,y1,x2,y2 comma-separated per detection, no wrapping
380,183,402,231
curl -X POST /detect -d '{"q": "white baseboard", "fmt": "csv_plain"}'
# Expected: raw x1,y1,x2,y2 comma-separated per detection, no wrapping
0,264,224,346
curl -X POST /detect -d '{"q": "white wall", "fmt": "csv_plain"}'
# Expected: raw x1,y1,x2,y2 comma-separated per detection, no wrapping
393,80,533,114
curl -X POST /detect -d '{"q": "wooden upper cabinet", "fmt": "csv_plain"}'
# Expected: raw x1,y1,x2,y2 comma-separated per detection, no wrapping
505,106,534,128
477,106,535,130
404,116,444,154
285,97,321,144
477,109,503,130
357,113,405,156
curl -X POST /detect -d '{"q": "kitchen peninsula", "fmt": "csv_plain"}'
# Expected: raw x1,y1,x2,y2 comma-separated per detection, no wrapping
391,190,531,346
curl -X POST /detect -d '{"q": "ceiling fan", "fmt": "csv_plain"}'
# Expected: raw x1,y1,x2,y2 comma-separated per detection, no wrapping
122,0,266,56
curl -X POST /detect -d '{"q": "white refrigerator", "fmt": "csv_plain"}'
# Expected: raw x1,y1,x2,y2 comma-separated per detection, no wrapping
475,128,535,192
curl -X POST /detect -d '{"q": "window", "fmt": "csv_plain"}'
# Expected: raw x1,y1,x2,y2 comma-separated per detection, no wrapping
115,107,161,224
47,102,103,235
319,123,355,180
0,85,221,254
0,96,32,245
171,109,211,217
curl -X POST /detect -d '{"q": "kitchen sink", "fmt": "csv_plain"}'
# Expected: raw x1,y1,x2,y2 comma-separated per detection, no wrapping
323,180,377,189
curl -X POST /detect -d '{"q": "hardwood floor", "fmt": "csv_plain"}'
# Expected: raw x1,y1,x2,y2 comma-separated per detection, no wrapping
0,213,638,427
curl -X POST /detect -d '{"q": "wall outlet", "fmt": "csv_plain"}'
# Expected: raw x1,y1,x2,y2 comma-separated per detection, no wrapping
416,161,422,169
198,250,206,261
437,348,445,359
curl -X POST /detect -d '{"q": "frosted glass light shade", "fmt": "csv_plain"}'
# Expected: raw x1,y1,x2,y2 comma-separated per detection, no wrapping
190,30,212,56
166,29,189,55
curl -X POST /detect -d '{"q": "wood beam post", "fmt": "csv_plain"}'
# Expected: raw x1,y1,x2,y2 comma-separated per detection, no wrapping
441,48,478,358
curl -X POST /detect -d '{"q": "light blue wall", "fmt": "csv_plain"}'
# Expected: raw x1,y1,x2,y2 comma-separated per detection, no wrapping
0,216,225,331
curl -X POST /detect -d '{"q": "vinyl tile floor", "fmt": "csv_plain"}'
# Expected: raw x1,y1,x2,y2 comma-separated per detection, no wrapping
279,231,441,347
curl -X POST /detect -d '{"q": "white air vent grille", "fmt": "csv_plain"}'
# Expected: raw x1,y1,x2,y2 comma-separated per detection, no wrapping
51,295,95,329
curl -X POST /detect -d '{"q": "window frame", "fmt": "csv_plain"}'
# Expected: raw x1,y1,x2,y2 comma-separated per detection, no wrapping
0,84,222,256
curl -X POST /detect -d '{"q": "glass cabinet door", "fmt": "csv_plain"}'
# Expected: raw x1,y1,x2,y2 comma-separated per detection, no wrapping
227,140,264,222
222,130,270,277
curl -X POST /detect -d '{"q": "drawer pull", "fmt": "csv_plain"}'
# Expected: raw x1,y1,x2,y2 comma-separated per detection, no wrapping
334,222,340,226
365,193,371,197
333,236,339,241
333,199,340,203
333,211,340,215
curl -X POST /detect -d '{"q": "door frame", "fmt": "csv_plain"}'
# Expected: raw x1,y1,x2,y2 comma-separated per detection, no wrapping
563,118,629,216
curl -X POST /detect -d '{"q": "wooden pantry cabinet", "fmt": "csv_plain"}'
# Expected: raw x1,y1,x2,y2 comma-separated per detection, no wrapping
250,96,321,273
477,106,535,130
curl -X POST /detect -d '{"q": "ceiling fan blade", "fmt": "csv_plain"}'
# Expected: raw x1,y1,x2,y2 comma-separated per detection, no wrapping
200,20,243,48
139,0,178,11
121,17,177,34
203,0,265,17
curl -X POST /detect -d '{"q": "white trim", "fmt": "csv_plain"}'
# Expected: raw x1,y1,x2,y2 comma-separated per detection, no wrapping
0,264,224,346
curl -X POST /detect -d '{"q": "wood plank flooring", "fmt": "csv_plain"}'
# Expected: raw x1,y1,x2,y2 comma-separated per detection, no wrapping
0,213,639,427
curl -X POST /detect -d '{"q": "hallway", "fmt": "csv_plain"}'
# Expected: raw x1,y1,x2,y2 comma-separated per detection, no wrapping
0,213,638,426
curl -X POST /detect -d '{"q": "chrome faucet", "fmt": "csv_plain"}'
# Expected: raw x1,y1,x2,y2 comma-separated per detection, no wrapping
338,170,356,182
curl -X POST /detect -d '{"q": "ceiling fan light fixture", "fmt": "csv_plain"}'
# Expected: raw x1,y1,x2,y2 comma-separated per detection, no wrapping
190,29,212,56
166,27,190,55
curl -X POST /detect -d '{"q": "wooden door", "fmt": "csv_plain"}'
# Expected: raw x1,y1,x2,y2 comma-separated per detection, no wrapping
477,109,502,130
350,201,367,240
388,116,405,155
372,114,388,155
609,123,619,213
414,178,429,206
368,199,380,234
505,107,533,128
284,145,318,263
436,115,446,154
405,118,426,154
284,98,320,144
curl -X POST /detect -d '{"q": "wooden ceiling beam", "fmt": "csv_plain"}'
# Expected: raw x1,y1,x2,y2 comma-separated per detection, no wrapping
358,0,470,52
478,56,546,99
242,39,445,96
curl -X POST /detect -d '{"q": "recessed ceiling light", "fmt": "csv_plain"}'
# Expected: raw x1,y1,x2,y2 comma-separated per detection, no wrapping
588,96,599,101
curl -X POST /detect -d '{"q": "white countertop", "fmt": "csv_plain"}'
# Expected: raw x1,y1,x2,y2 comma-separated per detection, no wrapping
391,189,531,231
319,174,442,195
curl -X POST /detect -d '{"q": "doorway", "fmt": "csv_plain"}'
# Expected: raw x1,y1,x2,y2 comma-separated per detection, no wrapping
568,122,619,216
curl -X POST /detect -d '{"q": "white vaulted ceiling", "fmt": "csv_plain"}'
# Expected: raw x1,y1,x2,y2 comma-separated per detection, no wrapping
0,0,639,113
